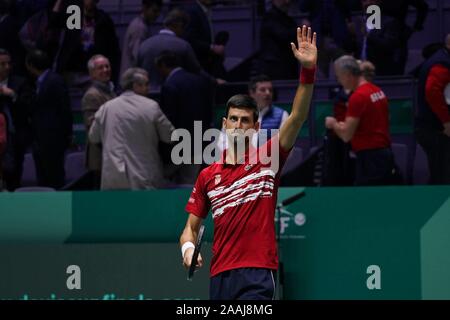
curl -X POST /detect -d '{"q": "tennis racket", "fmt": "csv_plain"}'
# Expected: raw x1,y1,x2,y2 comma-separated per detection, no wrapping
187,225,205,281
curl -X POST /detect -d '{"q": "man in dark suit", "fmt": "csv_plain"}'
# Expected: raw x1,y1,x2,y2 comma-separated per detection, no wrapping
0,49,33,191
156,51,213,184
55,0,121,86
137,8,210,89
26,49,72,189
259,0,298,80
183,0,226,79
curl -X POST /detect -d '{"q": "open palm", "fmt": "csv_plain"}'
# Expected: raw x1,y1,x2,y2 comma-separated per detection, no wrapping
291,25,317,68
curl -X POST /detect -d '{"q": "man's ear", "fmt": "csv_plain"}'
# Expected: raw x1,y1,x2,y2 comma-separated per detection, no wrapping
222,117,227,130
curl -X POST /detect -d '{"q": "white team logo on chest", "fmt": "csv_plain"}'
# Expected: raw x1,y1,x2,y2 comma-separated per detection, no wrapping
214,174,221,185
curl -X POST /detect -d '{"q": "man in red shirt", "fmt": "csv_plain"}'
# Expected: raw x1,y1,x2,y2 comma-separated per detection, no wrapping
415,34,450,184
179,25,317,300
325,55,400,185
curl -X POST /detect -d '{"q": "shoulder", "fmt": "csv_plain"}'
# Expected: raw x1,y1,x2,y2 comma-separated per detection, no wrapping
45,72,67,88
272,105,286,114
197,164,219,185
84,85,99,96
348,89,368,107
95,9,114,24
129,16,144,28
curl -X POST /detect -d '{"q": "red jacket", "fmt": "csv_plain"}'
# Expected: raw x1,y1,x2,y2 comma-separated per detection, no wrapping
425,64,450,124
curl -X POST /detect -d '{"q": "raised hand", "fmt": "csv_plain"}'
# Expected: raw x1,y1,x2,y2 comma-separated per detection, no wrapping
291,25,317,68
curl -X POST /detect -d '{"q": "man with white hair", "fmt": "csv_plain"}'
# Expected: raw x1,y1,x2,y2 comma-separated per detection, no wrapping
415,34,450,184
82,54,116,187
326,55,400,185
89,68,174,190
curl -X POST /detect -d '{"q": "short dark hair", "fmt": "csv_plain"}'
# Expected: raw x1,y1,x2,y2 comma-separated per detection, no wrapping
142,0,162,8
163,8,189,29
155,50,180,69
0,48,10,57
248,74,272,92
26,49,51,71
225,94,259,123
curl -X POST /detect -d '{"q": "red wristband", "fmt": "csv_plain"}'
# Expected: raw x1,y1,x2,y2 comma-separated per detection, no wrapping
300,66,316,84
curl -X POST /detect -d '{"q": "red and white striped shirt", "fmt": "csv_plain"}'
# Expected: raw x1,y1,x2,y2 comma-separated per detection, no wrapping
185,138,291,277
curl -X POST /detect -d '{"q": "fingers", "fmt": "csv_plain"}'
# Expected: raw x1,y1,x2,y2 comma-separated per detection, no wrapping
298,25,316,45
290,42,297,54
197,254,203,268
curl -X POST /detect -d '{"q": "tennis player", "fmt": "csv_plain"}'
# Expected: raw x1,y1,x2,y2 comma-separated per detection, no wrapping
179,25,318,300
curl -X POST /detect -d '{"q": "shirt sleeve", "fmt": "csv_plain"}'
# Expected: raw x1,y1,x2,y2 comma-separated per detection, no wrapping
425,64,450,124
185,171,210,219
346,92,367,119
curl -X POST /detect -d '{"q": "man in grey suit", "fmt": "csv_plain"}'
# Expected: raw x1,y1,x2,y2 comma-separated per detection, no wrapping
89,68,174,190
137,8,211,89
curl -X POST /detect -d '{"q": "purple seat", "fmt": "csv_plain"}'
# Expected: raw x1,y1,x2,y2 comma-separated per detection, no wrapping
392,143,408,180
21,153,37,187
64,151,87,184
413,144,429,185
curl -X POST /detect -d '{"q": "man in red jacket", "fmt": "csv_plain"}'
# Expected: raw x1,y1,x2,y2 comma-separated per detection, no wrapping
415,34,450,184
326,55,401,185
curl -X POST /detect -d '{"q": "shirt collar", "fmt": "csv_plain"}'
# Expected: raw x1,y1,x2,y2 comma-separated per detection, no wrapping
220,142,256,169
159,28,176,36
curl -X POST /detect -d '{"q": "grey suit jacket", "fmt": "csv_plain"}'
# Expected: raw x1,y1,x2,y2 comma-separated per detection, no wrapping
89,91,174,190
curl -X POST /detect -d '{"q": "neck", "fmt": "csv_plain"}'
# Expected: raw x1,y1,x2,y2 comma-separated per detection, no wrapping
356,77,368,88
225,139,249,165
85,8,95,18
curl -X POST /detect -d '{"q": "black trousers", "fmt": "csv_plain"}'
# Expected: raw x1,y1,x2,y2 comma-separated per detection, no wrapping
33,145,66,189
355,147,403,186
416,128,450,185
322,131,354,186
